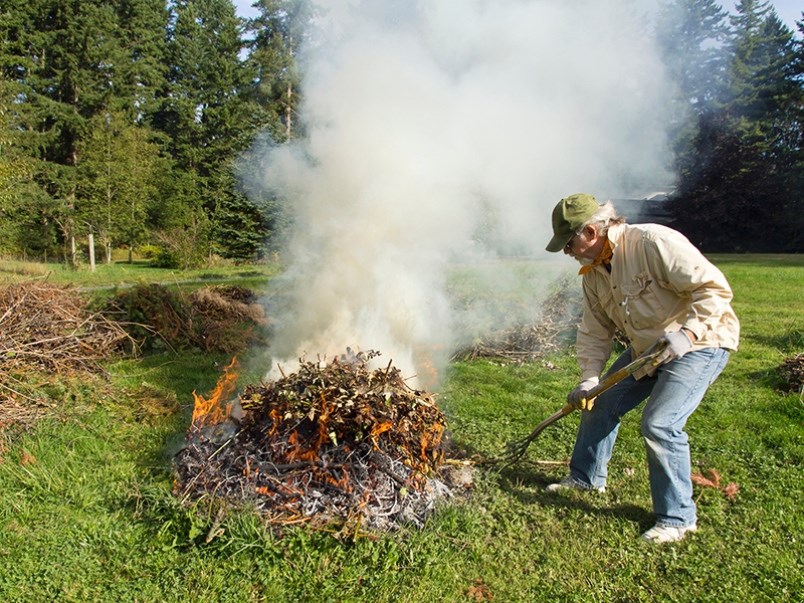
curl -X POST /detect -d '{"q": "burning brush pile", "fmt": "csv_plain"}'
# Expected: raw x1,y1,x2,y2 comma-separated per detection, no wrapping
174,350,462,532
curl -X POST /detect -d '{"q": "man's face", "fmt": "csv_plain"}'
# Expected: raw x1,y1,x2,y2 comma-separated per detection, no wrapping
563,226,598,263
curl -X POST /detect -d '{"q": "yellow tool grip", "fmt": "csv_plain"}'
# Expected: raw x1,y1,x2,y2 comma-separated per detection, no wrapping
577,342,667,412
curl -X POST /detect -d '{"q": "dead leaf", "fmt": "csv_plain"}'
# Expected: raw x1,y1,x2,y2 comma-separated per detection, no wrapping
691,472,718,489
723,482,740,501
693,468,739,502
467,578,493,601
20,449,37,466
706,468,722,489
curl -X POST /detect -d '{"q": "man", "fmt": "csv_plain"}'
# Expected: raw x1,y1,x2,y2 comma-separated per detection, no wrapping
544,193,739,544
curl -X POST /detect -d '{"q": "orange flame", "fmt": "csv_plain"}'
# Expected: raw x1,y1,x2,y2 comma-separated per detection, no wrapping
420,422,444,461
191,357,239,431
286,430,320,462
324,465,353,493
414,344,443,390
267,408,283,436
315,393,334,448
370,421,393,447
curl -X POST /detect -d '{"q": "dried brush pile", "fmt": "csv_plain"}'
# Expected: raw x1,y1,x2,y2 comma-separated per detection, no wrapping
104,284,268,353
454,276,583,361
174,350,459,533
778,353,804,395
0,282,132,424
187,286,268,352
0,282,131,374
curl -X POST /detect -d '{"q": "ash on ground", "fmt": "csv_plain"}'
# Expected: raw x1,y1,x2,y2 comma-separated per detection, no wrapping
174,350,471,532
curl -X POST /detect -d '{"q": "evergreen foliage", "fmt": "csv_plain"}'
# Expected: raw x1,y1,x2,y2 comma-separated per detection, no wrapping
245,0,314,142
76,111,169,262
1,1,802,258
663,0,803,252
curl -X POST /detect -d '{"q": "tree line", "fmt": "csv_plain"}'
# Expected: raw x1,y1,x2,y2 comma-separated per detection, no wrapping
1,0,309,267
658,0,802,252
1,0,802,267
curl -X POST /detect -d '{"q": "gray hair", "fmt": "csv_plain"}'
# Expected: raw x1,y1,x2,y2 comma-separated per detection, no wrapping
580,200,625,236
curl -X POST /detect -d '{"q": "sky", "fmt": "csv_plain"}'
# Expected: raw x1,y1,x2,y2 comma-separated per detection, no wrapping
233,0,258,19
769,0,803,30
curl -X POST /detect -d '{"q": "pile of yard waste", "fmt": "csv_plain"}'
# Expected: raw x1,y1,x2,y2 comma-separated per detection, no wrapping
174,350,468,533
0,282,132,425
0,281,268,428
0,282,131,374
104,284,268,353
778,353,804,394
453,275,583,361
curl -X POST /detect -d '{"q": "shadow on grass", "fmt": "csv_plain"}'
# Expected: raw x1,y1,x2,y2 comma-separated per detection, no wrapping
111,350,234,470
492,465,654,528
743,329,804,354
449,433,656,528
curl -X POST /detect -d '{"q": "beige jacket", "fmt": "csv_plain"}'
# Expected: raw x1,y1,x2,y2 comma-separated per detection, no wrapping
577,222,740,381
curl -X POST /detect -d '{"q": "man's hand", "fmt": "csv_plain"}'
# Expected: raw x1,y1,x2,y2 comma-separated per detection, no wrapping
656,329,694,365
568,377,599,410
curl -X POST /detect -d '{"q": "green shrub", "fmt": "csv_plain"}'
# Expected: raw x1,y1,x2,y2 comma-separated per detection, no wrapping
137,244,162,260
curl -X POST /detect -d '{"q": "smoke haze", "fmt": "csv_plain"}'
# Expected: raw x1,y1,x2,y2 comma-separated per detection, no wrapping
251,0,672,387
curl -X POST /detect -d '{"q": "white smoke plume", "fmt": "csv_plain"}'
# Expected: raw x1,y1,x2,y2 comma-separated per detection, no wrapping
252,0,672,387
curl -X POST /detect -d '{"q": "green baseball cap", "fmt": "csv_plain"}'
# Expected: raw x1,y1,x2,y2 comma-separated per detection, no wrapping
545,193,600,252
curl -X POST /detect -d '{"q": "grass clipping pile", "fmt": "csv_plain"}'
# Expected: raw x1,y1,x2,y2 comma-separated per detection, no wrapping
174,350,459,533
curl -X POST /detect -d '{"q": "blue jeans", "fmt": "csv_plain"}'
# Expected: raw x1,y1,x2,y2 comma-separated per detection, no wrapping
568,347,730,527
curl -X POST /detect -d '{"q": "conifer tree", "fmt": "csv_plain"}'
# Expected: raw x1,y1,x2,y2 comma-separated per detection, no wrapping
657,0,731,112
77,111,169,263
153,0,264,260
669,0,802,251
114,0,171,121
1,0,171,263
245,0,313,142
656,0,731,186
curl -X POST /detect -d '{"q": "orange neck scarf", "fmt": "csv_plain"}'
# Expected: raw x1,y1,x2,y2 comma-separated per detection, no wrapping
578,239,613,275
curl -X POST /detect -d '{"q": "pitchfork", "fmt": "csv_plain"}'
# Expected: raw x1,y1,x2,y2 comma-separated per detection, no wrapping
497,342,667,468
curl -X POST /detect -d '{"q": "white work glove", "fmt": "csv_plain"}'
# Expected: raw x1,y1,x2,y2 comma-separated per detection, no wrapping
656,329,694,365
567,377,599,410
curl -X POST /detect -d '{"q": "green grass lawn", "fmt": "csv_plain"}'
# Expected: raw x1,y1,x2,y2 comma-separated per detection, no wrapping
0,255,802,602
0,257,280,291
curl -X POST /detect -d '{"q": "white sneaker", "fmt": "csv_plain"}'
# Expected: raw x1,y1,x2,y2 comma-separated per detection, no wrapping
545,476,605,493
641,523,697,543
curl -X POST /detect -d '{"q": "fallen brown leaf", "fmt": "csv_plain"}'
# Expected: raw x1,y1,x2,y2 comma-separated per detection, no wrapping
723,482,740,501
692,468,739,502
20,449,37,466
706,468,722,489
467,578,494,602
691,472,718,489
